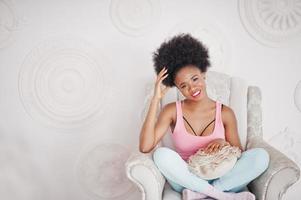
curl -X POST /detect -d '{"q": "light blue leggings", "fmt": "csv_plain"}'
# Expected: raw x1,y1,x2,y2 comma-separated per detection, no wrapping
153,147,269,193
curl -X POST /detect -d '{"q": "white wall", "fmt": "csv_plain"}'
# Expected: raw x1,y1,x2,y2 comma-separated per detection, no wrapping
0,0,300,199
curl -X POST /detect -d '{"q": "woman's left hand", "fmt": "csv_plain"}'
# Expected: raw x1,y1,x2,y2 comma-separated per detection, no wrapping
204,138,230,154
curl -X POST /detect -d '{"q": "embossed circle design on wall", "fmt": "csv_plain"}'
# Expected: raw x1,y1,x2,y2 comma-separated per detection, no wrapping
170,20,231,73
110,0,161,37
18,38,110,129
76,142,134,200
0,0,18,48
239,0,301,47
294,80,301,112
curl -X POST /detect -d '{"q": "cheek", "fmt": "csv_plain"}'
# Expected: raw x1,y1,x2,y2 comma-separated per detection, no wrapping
198,79,206,87
181,89,190,97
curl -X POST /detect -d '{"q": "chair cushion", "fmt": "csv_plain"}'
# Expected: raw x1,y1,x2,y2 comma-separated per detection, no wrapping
163,183,182,200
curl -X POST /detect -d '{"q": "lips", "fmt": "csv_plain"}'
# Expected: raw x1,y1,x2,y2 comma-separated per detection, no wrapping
191,90,201,97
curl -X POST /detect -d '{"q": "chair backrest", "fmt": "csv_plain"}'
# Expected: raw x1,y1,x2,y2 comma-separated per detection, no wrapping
159,71,248,150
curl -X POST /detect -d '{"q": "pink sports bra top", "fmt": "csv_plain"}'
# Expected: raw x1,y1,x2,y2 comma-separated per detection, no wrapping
171,101,225,161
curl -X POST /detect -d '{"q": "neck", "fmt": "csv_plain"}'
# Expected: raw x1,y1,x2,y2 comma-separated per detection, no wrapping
184,96,213,110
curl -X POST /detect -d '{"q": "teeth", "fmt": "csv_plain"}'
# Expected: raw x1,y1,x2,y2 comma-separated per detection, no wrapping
192,91,200,97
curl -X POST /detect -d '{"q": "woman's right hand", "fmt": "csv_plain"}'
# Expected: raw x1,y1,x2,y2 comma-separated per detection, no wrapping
153,67,170,100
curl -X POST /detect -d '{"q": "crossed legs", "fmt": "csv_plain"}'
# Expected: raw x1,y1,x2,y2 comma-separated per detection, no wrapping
153,147,269,199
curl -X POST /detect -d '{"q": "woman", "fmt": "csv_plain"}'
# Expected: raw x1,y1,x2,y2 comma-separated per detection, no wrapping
139,34,269,200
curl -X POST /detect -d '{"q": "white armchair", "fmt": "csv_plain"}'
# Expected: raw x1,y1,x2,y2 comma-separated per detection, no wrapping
125,71,300,200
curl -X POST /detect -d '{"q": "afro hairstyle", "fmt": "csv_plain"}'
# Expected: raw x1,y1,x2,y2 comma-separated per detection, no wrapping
152,33,210,87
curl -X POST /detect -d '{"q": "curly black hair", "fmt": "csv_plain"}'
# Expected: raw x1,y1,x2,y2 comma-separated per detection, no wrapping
152,33,210,87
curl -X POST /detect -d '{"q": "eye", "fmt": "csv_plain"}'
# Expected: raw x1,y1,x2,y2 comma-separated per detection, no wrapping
181,85,186,89
193,77,198,81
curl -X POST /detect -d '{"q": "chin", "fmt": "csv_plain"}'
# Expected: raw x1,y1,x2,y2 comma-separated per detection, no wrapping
193,93,207,101
187,96,203,101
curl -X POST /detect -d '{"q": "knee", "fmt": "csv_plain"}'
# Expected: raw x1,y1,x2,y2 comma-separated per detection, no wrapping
252,148,270,172
153,147,174,166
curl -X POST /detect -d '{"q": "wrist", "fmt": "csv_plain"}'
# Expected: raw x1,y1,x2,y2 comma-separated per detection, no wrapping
151,96,161,103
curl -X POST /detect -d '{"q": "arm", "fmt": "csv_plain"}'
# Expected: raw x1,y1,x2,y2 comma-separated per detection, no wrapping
139,100,173,153
222,105,243,151
139,67,172,153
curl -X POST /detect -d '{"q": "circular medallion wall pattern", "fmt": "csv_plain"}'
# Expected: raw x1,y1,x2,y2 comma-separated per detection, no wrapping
238,0,301,47
294,80,301,112
110,0,161,37
76,142,135,200
0,0,18,49
18,37,110,129
169,20,231,74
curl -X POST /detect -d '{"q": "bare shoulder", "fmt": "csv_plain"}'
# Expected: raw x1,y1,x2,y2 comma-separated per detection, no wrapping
163,102,176,110
161,102,177,122
221,104,236,122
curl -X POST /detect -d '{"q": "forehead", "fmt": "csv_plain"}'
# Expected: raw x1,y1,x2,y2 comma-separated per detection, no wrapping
175,66,202,84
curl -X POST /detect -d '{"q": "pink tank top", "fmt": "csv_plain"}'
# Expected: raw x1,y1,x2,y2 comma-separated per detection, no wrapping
171,101,225,161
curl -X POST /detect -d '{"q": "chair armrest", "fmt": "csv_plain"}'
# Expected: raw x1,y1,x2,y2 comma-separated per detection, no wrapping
247,86,263,139
125,152,166,200
247,136,300,200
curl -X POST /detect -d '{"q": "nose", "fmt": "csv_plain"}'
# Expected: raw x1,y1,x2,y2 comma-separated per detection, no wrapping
189,89,198,95
189,85,197,92
187,80,199,92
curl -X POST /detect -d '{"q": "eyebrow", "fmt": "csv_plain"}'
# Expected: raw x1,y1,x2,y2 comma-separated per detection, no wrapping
179,75,198,87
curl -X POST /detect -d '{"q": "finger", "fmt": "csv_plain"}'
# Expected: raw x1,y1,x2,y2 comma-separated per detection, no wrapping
158,67,168,77
156,72,168,85
159,73,169,82
157,74,169,86
205,144,213,153
205,143,212,150
156,69,168,82
159,67,166,73
213,144,220,153
209,143,219,153
208,145,215,153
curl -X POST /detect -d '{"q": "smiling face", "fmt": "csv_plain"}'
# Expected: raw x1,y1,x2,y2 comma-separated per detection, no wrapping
174,65,207,101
